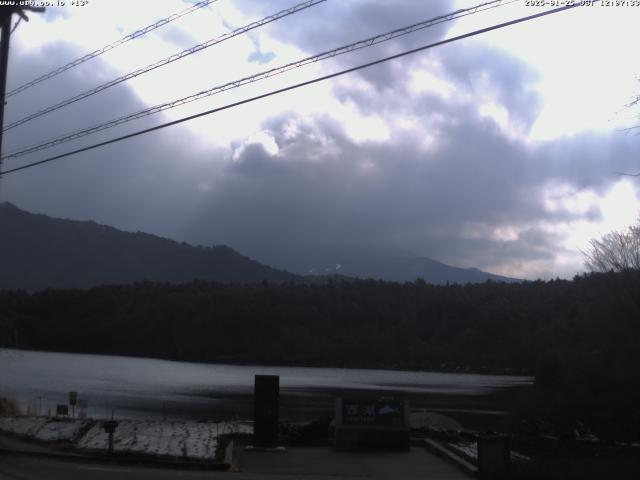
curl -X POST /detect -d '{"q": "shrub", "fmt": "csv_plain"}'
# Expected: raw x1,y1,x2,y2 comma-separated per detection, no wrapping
0,396,20,416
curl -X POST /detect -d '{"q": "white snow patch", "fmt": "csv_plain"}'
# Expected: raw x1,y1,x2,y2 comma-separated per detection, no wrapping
77,419,252,460
448,441,531,463
0,416,253,461
0,416,90,442
448,441,478,461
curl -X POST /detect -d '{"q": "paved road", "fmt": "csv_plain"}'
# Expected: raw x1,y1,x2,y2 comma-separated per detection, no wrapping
0,455,229,480
240,446,470,480
0,433,229,480
1,431,470,480
0,433,69,455
1,448,471,480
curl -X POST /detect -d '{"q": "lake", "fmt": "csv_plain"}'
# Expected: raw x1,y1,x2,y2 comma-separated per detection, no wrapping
0,349,532,425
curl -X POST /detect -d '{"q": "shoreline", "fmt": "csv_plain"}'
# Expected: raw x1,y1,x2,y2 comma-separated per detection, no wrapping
2,348,532,431
1,347,534,377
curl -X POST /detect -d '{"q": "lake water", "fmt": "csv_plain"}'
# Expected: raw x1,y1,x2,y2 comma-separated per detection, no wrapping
0,349,532,423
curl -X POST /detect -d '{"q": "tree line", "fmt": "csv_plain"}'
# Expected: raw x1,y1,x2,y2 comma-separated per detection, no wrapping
1,271,639,439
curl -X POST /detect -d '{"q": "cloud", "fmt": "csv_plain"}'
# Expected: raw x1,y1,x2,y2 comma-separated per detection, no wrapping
169,102,638,279
236,0,455,90
2,0,639,281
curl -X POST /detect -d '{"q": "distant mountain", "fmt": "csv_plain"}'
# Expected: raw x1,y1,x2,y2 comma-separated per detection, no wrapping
0,202,517,290
303,247,519,284
0,202,299,290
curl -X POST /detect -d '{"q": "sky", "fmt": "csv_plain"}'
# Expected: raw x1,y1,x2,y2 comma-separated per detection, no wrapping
1,0,639,279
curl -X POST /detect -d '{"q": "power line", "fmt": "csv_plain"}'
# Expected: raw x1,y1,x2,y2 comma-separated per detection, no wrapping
0,2,583,178
5,0,219,98
3,0,327,132
0,5,45,174
3,0,512,160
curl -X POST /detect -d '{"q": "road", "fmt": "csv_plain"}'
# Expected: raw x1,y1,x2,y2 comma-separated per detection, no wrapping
0,449,470,480
1,431,470,479
0,455,232,480
0,433,233,480
1,447,471,480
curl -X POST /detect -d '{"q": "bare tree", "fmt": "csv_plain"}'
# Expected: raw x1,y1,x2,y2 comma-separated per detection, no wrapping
584,220,640,272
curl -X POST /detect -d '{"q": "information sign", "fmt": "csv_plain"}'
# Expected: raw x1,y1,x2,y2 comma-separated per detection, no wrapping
341,399,405,427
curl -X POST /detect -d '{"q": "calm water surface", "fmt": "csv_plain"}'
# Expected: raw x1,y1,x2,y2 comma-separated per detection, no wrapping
0,349,532,421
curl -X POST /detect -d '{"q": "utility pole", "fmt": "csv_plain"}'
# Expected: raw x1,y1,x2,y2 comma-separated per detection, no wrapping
0,8,12,173
0,5,45,176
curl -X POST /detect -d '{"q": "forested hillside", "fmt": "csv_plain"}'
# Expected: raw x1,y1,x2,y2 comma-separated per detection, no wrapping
0,203,517,287
1,271,639,439
1,272,637,371
0,202,298,289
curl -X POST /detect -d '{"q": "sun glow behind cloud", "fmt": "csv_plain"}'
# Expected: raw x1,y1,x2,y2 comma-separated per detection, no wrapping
4,0,640,280
451,0,640,140
538,180,640,276
556,180,640,247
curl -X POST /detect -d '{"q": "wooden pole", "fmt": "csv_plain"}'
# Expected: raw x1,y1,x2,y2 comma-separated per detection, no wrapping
0,6,45,176
0,9,12,173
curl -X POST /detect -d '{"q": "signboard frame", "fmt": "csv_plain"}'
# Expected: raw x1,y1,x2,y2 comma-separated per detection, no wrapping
334,398,410,451
339,399,406,427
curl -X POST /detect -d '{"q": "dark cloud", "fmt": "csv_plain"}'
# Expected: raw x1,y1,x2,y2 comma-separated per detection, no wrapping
170,104,637,278
533,133,640,192
1,40,222,241
228,142,286,176
5,40,142,143
2,1,638,281
437,42,542,130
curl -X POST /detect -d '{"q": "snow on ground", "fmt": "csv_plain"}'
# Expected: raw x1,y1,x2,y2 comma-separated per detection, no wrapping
447,441,531,463
30,418,92,442
0,416,90,442
0,416,253,460
0,416,48,437
76,419,252,460
448,441,478,461
409,411,463,431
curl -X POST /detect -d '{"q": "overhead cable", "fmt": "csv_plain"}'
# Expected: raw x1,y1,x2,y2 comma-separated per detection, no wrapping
3,0,327,132
0,2,583,177
3,0,511,159
6,0,219,98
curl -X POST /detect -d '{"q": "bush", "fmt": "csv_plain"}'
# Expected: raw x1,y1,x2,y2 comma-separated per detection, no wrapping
0,396,20,416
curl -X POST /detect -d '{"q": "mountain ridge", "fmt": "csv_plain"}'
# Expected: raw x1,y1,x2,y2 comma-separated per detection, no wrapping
0,202,518,289
0,202,298,290
301,249,519,284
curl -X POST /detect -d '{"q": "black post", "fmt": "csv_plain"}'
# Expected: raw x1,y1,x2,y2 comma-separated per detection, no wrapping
69,391,77,419
253,375,279,448
0,9,12,168
103,420,119,455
